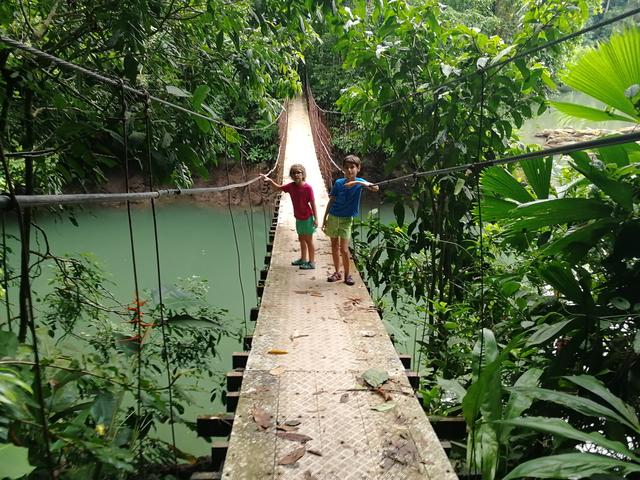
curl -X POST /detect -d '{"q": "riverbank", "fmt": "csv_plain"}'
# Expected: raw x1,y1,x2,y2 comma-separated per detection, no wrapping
535,125,639,148
85,163,279,208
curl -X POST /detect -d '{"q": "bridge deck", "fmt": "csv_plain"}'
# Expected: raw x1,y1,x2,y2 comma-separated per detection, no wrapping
221,98,457,479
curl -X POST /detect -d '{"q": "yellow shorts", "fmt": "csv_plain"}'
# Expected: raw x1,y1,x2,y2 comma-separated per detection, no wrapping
325,214,353,239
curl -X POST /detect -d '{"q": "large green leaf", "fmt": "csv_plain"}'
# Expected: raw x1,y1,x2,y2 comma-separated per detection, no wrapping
526,318,576,346
478,197,518,222
540,218,617,260
548,101,635,122
596,142,640,167
521,156,552,199
507,386,638,431
508,198,613,233
0,443,36,478
467,422,499,480
481,166,534,203
497,417,640,461
537,262,590,306
500,368,543,443
564,375,640,432
559,28,640,121
191,85,211,110
570,152,634,211
503,452,640,480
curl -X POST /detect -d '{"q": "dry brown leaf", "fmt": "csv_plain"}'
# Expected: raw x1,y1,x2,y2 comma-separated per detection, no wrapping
276,424,298,432
340,393,349,403
252,405,271,430
276,432,313,443
277,445,306,465
284,419,301,427
309,292,323,297
307,449,323,457
375,387,392,402
269,366,286,376
267,349,288,355
293,290,310,294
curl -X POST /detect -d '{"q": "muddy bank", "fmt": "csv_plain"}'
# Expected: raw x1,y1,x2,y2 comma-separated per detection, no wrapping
535,125,639,148
93,163,280,208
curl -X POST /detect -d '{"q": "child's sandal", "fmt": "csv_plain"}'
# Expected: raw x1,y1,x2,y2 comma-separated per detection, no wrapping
291,258,305,266
300,262,315,270
327,271,342,282
344,274,355,286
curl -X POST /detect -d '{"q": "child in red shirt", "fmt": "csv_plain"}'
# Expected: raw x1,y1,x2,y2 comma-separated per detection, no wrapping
261,164,318,269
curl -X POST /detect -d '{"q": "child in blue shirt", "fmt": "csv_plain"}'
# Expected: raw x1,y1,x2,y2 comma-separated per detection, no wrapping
322,155,379,285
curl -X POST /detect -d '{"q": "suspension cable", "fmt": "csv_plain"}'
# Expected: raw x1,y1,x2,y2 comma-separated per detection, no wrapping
372,130,640,187
240,151,259,291
225,151,248,336
469,71,487,479
119,84,144,469
416,92,441,376
143,93,178,469
2,212,10,330
0,35,283,133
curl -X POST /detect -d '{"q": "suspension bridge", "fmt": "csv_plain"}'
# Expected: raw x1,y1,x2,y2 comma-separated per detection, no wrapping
2,8,640,476
193,97,456,479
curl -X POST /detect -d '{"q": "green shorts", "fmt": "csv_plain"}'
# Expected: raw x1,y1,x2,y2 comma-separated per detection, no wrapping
296,216,316,236
325,214,354,239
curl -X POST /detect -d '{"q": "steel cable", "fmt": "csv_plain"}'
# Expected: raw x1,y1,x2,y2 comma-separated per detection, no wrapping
143,94,178,470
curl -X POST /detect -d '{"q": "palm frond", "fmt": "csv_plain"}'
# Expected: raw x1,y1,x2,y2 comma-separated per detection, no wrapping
560,28,640,121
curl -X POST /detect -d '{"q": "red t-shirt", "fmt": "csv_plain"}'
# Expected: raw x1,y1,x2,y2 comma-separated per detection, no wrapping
282,182,314,220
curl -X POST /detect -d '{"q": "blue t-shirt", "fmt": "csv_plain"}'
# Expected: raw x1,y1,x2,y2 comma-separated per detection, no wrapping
329,177,367,218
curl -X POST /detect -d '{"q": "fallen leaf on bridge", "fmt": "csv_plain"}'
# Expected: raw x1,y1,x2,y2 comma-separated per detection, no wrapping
307,449,322,456
375,387,392,402
268,349,289,355
304,471,319,480
269,366,286,376
276,424,298,432
293,290,310,294
360,331,375,337
371,402,396,412
276,432,313,443
309,291,323,297
277,445,306,465
252,405,271,429
362,368,389,388
284,419,301,427
340,393,349,403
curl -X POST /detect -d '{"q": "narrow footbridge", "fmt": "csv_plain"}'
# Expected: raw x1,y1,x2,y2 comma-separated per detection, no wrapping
200,98,458,480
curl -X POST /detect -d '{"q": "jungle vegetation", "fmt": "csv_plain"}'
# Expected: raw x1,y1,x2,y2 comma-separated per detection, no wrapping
1,0,639,479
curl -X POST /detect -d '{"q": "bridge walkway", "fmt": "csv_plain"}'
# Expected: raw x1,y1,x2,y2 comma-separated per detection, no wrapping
221,97,457,480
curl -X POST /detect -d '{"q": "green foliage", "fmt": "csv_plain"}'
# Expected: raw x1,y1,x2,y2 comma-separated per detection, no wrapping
337,4,639,477
550,28,640,123
1,257,236,477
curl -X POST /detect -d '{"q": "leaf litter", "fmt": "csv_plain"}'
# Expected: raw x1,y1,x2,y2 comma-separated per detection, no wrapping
277,445,306,465
252,405,271,430
276,431,313,443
